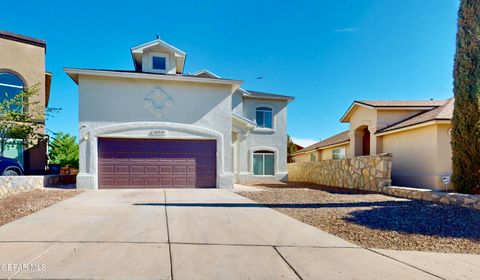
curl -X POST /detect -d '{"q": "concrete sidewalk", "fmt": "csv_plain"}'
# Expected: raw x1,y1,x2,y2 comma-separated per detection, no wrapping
0,189,477,279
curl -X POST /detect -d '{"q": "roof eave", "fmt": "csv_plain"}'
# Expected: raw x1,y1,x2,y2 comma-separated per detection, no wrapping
293,140,350,156
131,39,186,56
340,102,370,123
244,94,295,102
232,113,256,129
63,68,243,89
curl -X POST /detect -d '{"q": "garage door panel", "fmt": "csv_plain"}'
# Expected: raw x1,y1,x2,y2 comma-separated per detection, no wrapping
116,178,129,186
160,179,173,186
146,178,159,186
115,166,129,174
131,178,145,186
130,166,145,174
98,138,216,189
145,166,159,174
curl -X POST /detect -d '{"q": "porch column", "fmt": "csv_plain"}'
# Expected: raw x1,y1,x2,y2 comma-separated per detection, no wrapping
237,132,250,184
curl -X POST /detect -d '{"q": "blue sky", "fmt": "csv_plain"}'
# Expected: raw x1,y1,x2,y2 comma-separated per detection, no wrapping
2,0,459,147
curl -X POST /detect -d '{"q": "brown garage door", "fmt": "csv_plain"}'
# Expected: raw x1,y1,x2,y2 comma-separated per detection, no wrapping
98,138,216,189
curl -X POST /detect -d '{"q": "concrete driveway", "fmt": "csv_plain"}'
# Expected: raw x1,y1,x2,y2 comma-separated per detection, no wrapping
0,189,477,279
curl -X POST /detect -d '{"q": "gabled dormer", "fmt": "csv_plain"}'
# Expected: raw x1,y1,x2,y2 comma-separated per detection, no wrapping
131,37,186,75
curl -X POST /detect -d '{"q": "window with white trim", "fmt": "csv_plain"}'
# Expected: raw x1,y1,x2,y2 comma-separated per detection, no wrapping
147,52,169,73
255,107,273,128
332,148,346,159
253,150,274,175
310,153,317,162
152,56,167,70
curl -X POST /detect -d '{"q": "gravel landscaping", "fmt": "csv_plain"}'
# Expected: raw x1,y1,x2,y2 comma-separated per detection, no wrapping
238,183,480,254
0,189,82,226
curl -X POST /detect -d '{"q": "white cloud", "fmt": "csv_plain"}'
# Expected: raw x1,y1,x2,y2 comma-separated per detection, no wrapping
334,27,359,33
291,137,317,148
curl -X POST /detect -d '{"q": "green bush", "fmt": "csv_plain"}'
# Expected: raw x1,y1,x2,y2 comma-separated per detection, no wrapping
49,132,79,169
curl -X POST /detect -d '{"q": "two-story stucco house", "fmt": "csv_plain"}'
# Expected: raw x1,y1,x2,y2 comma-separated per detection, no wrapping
65,38,293,189
293,99,453,190
0,30,51,174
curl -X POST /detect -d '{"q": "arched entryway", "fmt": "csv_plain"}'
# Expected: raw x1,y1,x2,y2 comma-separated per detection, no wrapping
354,126,370,156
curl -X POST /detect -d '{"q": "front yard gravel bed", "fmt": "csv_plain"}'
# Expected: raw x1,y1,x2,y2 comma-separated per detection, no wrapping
238,183,480,254
0,189,82,227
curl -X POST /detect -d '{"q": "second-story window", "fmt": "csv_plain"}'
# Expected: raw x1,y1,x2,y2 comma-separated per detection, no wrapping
152,56,167,71
0,72,24,111
256,107,273,128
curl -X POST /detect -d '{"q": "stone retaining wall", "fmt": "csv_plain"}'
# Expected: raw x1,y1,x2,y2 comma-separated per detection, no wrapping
0,176,44,198
380,186,480,210
288,153,393,191
0,175,77,199
288,154,479,210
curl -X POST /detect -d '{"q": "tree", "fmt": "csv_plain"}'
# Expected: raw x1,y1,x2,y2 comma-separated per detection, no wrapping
0,85,53,158
287,135,297,163
49,132,79,169
451,0,480,194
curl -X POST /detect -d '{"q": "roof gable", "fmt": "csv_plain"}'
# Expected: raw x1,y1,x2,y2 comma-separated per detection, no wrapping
131,38,186,56
131,38,186,74
376,98,454,134
340,99,448,122
294,130,350,154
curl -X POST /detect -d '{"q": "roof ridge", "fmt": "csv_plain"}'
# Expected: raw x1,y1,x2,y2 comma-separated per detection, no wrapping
297,130,350,153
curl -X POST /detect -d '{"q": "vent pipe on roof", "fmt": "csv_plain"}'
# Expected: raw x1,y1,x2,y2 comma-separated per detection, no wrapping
156,34,160,39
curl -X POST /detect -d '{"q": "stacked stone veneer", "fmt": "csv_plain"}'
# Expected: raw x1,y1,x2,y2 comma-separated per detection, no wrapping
0,176,44,198
0,175,77,199
288,153,480,210
288,153,393,191
380,186,480,210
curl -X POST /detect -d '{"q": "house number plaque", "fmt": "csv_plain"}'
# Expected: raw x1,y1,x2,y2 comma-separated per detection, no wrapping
149,130,168,137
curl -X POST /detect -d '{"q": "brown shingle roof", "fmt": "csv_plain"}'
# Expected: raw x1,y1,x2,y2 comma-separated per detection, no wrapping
246,90,294,101
377,98,454,133
0,30,46,48
356,100,447,107
294,130,350,154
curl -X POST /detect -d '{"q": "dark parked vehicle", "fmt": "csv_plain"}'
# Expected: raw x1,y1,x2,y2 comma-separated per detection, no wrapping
0,157,24,176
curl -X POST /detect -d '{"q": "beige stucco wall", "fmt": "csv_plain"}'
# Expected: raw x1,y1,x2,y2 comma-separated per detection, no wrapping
0,38,46,108
320,144,349,160
293,150,319,162
293,143,349,162
0,37,47,173
435,124,453,188
381,123,452,190
347,106,427,157
376,109,424,130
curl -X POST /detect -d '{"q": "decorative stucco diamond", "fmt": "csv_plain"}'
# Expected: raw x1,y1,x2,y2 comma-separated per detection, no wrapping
143,87,174,118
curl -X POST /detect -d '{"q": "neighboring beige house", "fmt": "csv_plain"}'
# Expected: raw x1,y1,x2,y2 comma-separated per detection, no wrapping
293,99,454,190
0,30,51,174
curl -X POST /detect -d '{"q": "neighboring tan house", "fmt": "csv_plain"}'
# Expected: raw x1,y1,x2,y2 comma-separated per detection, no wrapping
293,99,454,190
0,31,51,174
65,37,293,190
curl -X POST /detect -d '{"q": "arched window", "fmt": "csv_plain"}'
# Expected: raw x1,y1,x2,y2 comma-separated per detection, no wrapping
255,107,273,128
0,72,24,164
0,72,24,108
